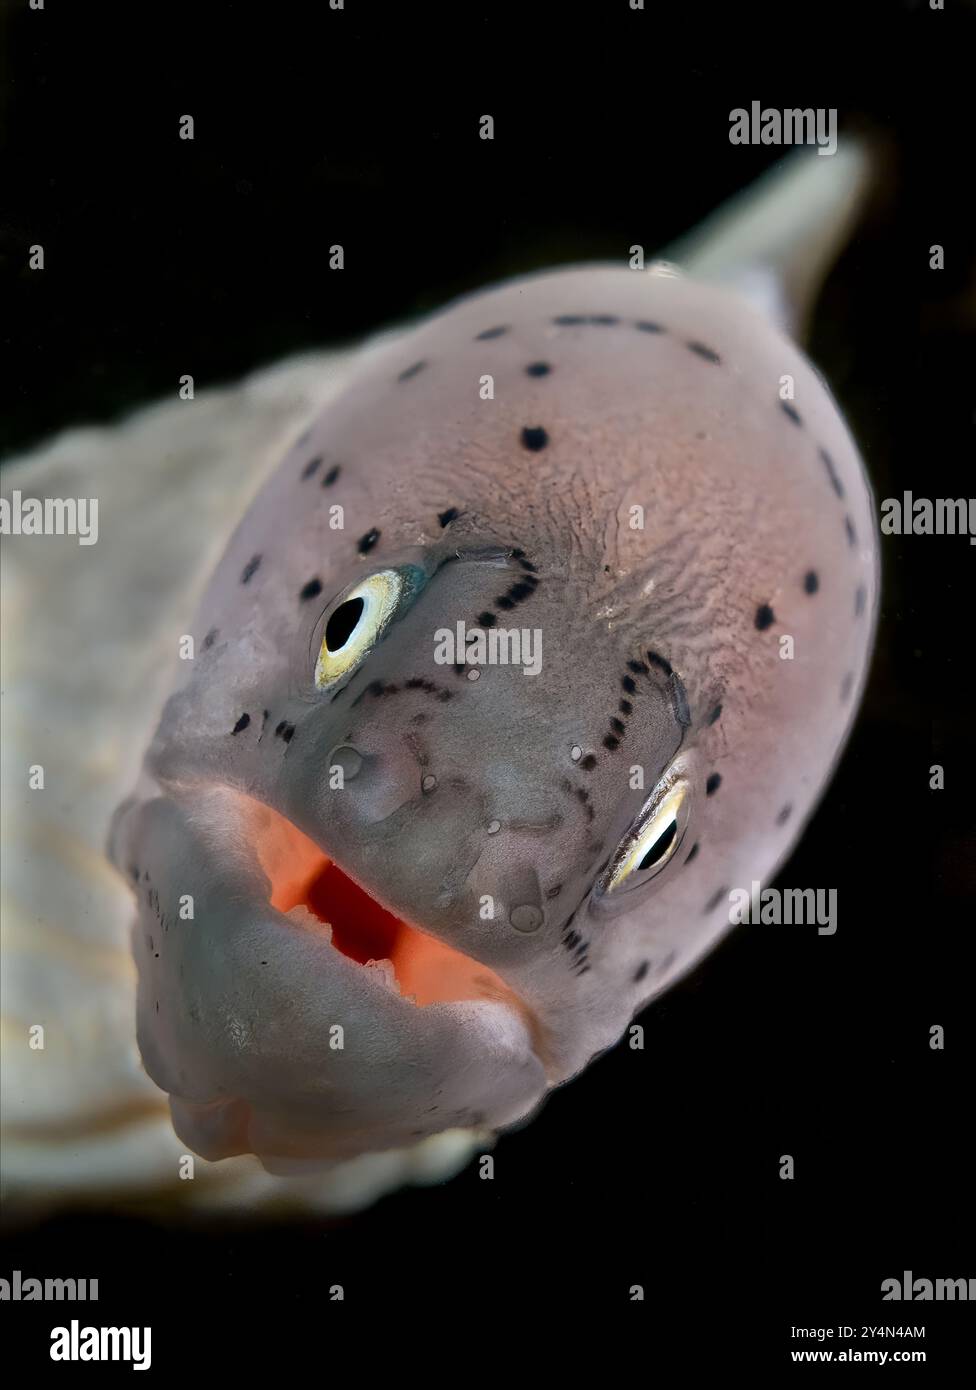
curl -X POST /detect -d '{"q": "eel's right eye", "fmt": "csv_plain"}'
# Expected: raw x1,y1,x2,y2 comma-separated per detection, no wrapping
314,570,405,689
594,768,693,904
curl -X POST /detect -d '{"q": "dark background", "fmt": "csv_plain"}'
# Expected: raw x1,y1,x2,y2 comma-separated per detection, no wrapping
2,0,974,1369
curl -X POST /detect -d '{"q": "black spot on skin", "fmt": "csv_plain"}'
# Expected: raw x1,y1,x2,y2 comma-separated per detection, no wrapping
398,360,426,382
476,325,508,340
635,320,665,334
776,804,792,826
705,772,722,796
633,961,650,984
477,611,497,628
755,604,775,631
203,628,218,650
553,315,585,326
844,516,857,547
525,362,551,377
300,577,323,601
707,703,722,725
521,426,549,451
496,580,536,608
687,342,721,364
619,699,633,715
855,584,866,617
610,717,625,735
241,555,261,584
603,735,621,751
840,672,854,702
518,557,538,573
322,464,341,487
580,754,597,771
621,675,637,695
438,507,460,527
685,842,699,865
358,528,380,554
780,401,803,426
301,456,321,479
231,713,250,735
704,886,728,914
819,447,845,499
804,570,819,594
646,650,672,676
274,721,295,743
628,659,649,675
588,314,619,325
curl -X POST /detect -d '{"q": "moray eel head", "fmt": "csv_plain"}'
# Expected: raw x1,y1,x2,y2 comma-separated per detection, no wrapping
110,261,876,1174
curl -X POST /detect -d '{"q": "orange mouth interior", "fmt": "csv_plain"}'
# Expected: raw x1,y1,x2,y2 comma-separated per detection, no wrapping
252,801,518,1011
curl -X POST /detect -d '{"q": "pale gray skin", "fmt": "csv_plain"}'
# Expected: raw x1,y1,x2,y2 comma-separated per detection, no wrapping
110,265,878,1173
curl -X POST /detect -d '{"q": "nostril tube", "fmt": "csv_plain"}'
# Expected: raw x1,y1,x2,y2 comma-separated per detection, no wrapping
510,904,544,933
505,863,544,933
330,745,364,780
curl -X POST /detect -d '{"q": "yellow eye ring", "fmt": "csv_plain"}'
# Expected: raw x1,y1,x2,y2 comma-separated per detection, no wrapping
314,570,404,689
602,777,690,894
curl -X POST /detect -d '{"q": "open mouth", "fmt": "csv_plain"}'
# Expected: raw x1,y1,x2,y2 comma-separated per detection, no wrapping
248,797,527,1016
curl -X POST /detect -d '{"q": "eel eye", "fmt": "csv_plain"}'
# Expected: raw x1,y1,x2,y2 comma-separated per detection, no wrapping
600,776,690,896
314,570,405,688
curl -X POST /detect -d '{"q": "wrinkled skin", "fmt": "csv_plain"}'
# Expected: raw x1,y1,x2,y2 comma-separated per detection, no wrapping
110,266,878,1173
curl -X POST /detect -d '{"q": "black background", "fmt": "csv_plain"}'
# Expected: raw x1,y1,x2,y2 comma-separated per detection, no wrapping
2,0,974,1371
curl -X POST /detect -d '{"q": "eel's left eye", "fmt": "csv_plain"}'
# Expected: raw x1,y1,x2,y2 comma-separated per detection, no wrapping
600,777,690,896
314,570,405,688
